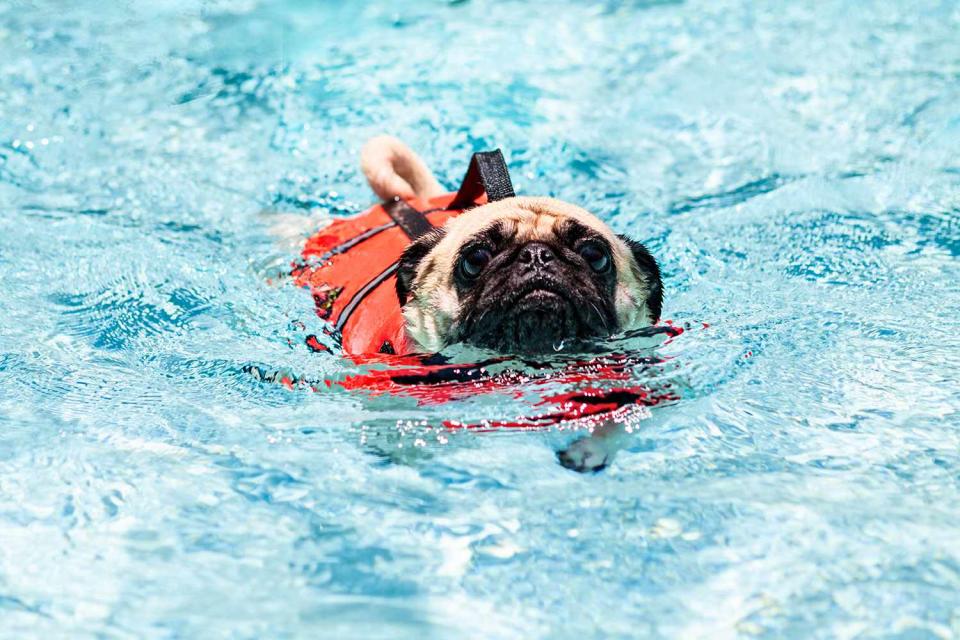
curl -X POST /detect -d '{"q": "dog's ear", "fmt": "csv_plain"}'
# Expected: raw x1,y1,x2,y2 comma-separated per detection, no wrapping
618,235,663,323
397,228,447,306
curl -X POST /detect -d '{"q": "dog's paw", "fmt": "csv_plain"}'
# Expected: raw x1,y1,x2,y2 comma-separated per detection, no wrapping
557,437,610,473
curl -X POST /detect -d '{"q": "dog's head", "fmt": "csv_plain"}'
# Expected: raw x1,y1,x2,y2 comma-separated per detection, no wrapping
396,197,662,354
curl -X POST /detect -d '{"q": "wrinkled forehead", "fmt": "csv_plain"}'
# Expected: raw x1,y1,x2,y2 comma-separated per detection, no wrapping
437,196,618,251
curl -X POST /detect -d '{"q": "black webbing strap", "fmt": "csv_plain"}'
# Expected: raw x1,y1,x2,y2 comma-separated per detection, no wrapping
333,198,430,333
383,197,434,240
449,149,515,210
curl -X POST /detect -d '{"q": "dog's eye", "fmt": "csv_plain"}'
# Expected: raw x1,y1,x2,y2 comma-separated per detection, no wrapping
579,243,611,273
459,247,493,279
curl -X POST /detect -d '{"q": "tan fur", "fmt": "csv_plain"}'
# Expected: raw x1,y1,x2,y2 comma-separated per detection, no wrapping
402,197,654,352
360,136,445,201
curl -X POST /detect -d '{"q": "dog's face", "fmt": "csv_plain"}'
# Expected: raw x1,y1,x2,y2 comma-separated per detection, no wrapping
397,197,662,354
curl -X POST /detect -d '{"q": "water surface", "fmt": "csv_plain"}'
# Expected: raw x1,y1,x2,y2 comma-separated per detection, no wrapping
1,0,959,637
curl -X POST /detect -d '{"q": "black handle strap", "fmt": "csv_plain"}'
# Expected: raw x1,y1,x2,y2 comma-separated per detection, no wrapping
449,149,515,210
383,148,515,238
383,197,434,240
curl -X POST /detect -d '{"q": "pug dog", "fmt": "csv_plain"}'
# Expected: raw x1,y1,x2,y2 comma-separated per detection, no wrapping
362,136,663,354
362,136,664,472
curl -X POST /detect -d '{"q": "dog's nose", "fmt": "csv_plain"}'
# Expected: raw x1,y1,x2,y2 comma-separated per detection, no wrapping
518,242,556,268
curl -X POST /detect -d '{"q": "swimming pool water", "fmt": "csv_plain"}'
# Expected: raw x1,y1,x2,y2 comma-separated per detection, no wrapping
2,0,959,637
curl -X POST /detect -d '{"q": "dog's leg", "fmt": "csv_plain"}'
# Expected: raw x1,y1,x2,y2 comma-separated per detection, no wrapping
360,135,446,201
557,420,630,473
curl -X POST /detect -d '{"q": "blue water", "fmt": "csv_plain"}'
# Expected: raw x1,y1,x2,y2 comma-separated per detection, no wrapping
2,1,959,637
